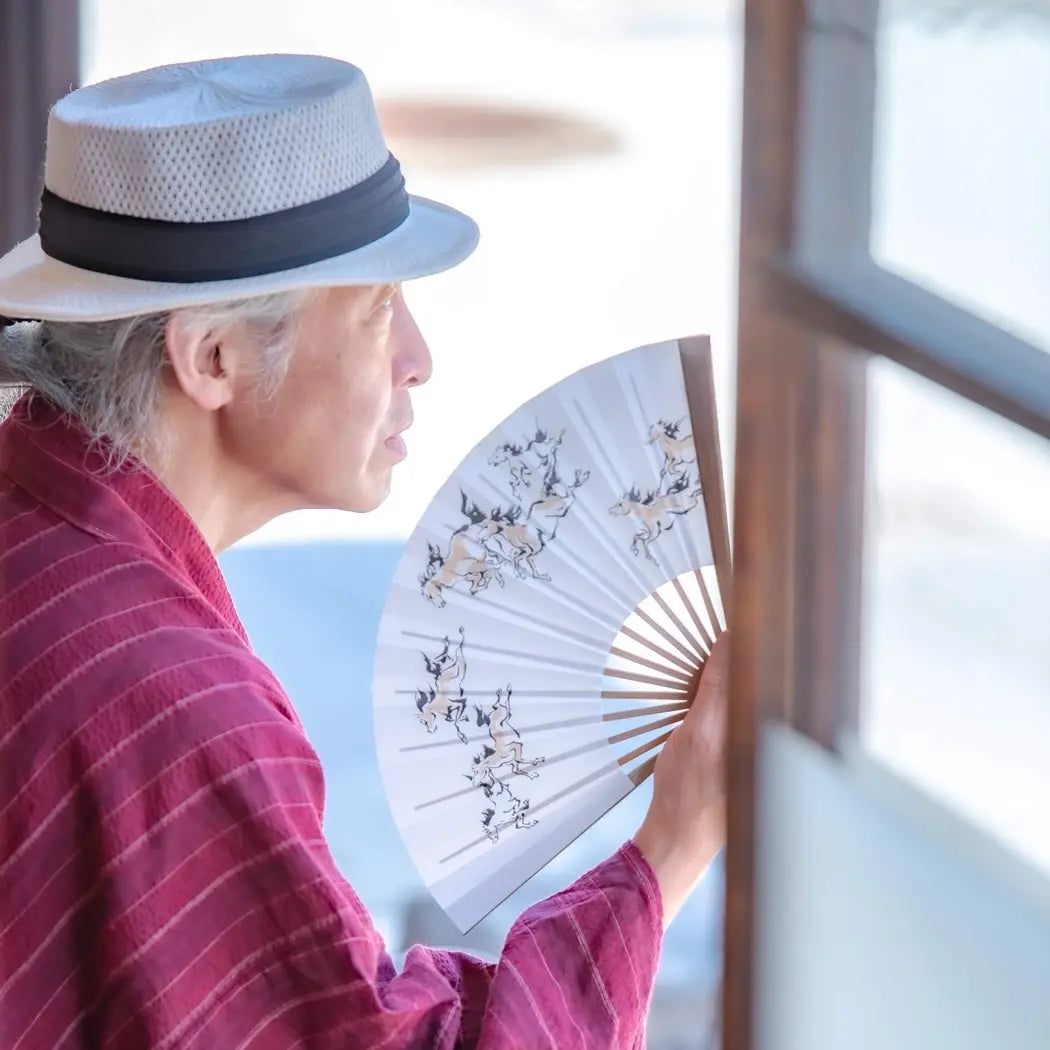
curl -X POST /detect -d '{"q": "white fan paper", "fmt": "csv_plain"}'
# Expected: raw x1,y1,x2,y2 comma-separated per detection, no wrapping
372,336,732,932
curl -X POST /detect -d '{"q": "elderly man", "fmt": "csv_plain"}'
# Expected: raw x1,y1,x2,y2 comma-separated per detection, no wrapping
0,54,726,1049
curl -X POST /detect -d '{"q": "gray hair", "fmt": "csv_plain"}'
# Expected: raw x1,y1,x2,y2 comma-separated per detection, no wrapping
0,290,310,469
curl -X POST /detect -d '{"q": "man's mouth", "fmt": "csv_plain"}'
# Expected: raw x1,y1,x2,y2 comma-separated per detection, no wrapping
385,434,407,454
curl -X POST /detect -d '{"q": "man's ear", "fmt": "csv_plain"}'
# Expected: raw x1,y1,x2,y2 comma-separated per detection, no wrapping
164,314,238,412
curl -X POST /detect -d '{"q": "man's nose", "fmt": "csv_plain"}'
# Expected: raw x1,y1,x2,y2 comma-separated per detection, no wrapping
393,293,432,388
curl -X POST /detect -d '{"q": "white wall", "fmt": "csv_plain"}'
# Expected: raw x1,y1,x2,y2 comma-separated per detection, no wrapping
755,724,1050,1050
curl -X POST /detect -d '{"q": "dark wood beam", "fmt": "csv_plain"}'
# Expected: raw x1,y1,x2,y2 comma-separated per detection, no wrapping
725,1,870,1047
724,0,808,1045
0,0,80,253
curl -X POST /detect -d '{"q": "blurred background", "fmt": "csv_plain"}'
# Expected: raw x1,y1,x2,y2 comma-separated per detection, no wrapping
6,0,1048,1045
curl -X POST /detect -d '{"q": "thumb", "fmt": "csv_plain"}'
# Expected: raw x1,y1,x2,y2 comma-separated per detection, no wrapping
677,631,729,744
694,631,730,705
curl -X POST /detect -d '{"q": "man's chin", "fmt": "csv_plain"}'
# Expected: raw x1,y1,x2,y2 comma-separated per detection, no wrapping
337,473,393,515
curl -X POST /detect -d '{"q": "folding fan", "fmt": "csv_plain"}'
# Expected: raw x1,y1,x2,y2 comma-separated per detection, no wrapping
372,336,732,932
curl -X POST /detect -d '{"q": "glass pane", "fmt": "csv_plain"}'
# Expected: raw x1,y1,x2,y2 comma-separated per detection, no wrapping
871,2,1050,352
861,355,1050,876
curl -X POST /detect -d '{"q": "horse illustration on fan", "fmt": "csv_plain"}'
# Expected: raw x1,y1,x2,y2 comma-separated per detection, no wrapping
493,465,591,578
418,528,505,607
464,467,591,582
454,494,542,581
525,466,590,526
609,472,703,564
488,426,565,502
479,774,537,843
469,685,546,787
647,417,697,482
475,504,550,581
415,627,469,742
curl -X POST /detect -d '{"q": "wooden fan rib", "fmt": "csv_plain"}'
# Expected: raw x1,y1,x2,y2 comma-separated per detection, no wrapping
601,689,690,700
616,728,674,767
694,568,725,636
606,712,685,746
618,624,699,676
602,700,690,722
604,666,693,690
608,645,693,684
678,336,733,620
652,590,708,662
673,575,716,652
634,605,703,667
627,754,658,787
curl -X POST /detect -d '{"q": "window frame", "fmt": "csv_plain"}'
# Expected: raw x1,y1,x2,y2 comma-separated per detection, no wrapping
726,1,1050,1048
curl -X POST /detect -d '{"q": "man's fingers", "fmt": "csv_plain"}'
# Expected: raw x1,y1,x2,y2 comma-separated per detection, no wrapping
682,633,730,741
694,632,730,702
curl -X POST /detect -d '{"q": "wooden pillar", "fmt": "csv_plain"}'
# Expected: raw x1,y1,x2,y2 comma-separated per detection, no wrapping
723,1,869,1046
0,0,80,253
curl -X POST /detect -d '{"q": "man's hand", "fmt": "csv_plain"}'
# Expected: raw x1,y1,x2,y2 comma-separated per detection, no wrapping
632,632,728,929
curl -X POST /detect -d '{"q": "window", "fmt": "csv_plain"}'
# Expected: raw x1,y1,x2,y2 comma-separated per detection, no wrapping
728,1,1050,1047
863,359,1050,877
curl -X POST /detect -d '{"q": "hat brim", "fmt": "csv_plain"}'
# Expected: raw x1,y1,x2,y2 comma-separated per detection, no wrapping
0,195,479,323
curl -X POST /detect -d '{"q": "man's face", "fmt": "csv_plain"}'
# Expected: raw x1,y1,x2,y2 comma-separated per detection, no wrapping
225,283,431,515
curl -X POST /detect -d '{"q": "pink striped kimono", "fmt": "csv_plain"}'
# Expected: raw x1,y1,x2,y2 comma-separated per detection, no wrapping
0,394,663,1049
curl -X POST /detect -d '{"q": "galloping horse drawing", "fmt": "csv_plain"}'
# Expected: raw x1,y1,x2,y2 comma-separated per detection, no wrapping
421,422,587,603
474,503,548,581
469,685,545,786
415,627,469,742
526,467,590,526
488,427,565,502
457,495,546,582
418,524,505,607
647,418,696,481
609,472,702,564
479,774,537,842
462,467,591,583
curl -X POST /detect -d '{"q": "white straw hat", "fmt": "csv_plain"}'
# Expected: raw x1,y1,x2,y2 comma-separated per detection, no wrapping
0,53,480,323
